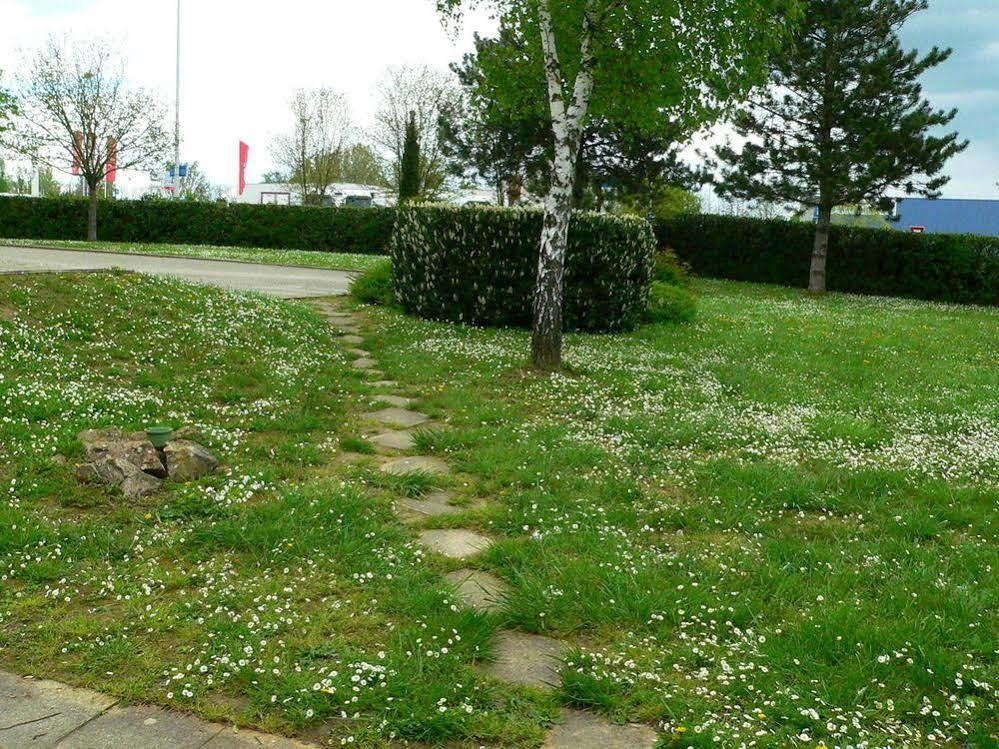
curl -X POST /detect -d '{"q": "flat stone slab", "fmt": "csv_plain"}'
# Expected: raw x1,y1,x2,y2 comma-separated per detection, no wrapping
369,380,399,388
52,704,220,747
339,335,365,345
481,631,567,690
0,671,117,748
369,430,416,451
542,710,658,748
352,358,379,369
364,408,429,429
417,529,493,559
397,490,466,518
445,569,510,613
374,394,413,408
346,349,370,357
380,456,450,476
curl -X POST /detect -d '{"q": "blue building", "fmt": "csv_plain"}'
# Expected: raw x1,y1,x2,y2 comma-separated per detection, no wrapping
888,197,999,238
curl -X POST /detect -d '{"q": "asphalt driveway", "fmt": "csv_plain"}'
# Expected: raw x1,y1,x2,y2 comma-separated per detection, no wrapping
0,245,354,298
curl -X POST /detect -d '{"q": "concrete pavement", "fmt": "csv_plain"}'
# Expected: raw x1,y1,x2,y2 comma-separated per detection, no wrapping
0,246,354,298
0,671,317,748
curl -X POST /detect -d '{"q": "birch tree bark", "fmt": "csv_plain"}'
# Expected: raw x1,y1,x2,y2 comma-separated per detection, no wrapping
532,0,597,369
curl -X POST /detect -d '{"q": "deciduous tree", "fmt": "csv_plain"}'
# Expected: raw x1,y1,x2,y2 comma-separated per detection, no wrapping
7,38,169,240
437,0,799,369
714,0,967,294
271,87,352,205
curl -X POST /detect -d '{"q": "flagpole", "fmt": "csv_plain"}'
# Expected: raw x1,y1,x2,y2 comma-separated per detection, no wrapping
173,0,181,196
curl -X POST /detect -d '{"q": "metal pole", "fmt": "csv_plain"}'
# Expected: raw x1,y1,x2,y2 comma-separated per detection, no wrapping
173,0,181,196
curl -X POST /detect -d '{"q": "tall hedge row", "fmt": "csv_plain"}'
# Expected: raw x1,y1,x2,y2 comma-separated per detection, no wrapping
0,196,396,255
655,214,998,306
391,204,655,332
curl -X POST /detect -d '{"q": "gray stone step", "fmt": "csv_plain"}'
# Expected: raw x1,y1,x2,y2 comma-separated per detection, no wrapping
352,358,379,369
380,456,450,476
444,569,510,613
480,631,567,690
373,394,412,408
346,349,370,357
364,408,429,428
542,710,658,748
368,380,398,388
397,490,481,520
369,430,416,451
417,529,493,559
339,335,365,345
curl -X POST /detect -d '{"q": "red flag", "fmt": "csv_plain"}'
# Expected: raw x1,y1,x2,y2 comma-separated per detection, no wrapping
106,138,118,184
238,141,249,196
71,131,83,175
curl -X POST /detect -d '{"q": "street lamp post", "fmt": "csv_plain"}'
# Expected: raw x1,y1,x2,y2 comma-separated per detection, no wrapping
173,0,181,196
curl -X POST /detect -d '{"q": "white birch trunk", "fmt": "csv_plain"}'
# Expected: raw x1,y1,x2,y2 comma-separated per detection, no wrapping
532,0,597,370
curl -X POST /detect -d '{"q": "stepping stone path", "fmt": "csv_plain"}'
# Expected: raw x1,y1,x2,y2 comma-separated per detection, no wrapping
417,528,493,559
397,490,484,521
0,671,316,749
311,299,660,746
380,456,451,476
543,710,659,748
481,631,567,690
373,394,412,408
444,569,510,613
364,407,429,429
369,430,416,451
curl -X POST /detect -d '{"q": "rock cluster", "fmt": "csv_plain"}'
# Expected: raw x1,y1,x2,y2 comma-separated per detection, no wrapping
75,428,219,499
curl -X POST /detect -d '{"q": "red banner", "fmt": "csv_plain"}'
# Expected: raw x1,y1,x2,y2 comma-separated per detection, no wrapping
71,131,83,175
238,141,249,196
106,138,118,184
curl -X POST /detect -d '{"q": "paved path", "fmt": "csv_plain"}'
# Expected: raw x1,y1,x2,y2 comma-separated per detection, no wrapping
0,246,353,299
0,671,315,748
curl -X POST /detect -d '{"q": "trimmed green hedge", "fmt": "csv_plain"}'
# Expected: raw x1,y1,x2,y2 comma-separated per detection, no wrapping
0,196,395,255
655,214,998,306
391,204,655,332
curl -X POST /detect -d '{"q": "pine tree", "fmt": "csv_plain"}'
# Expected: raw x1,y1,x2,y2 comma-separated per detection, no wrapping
715,0,967,294
398,111,422,202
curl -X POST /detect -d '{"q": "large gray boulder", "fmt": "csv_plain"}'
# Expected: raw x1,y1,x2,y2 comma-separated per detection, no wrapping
78,429,167,478
164,440,219,482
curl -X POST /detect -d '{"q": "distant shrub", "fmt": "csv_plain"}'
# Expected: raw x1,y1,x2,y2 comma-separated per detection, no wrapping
655,213,998,306
391,204,655,332
0,195,395,255
351,261,396,307
645,282,698,324
653,249,693,286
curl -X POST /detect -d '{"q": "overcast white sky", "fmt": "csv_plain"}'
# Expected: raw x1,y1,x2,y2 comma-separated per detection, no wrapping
0,0,496,193
2,0,996,200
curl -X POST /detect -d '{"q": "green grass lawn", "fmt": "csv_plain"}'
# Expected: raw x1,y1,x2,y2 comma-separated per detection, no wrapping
0,237,386,273
1,273,995,748
355,280,998,747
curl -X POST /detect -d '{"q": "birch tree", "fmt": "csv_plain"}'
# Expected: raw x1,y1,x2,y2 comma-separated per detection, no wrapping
437,0,800,369
7,38,169,240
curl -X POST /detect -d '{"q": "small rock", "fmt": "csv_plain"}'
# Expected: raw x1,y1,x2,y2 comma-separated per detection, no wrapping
78,428,166,478
353,358,378,369
121,466,163,499
164,440,219,482
340,335,365,345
